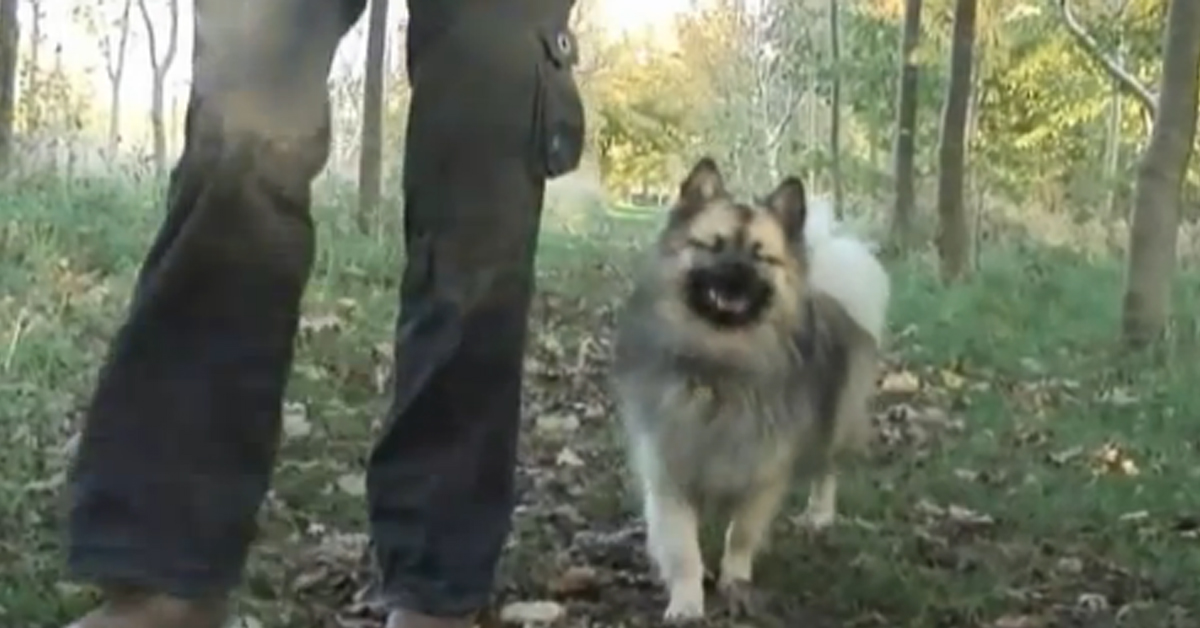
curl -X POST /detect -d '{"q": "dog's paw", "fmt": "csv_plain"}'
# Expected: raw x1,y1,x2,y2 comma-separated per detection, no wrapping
718,577,763,618
663,588,705,622
797,507,836,531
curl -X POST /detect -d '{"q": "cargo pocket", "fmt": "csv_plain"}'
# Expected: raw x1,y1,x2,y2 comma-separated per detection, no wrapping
532,24,586,179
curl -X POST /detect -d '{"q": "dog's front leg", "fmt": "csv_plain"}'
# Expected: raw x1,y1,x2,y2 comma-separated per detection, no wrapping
644,485,705,622
718,478,788,615
798,470,838,530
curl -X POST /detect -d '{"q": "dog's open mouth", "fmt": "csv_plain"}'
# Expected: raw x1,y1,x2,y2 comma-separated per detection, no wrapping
705,286,752,315
685,265,773,328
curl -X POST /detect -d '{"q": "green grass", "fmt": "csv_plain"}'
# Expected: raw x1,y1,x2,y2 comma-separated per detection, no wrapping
1,176,1198,627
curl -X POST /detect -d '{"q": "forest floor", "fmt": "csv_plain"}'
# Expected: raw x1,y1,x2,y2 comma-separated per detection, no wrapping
2,181,1200,628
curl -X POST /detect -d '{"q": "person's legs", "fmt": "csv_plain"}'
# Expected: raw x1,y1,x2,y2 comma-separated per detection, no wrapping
367,1,584,625
63,1,364,626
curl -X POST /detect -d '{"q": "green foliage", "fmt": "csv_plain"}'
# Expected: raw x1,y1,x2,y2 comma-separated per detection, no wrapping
588,33,694,196
580,0,1182,223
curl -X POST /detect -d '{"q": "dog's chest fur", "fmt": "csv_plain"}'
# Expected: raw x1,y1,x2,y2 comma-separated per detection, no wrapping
618,343,846,507
651,374,817,502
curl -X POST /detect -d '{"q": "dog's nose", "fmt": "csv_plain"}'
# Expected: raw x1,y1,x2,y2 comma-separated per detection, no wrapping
712,259,758,286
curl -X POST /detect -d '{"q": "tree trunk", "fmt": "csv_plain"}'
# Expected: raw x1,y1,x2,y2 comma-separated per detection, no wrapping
138,0,179,179
0,0,18,173
891,0,922,247
150,78,165,172
934,0,976,283
108,82,122,154
357,0,388,234
1120,0,1200,347
24,1,41,132
828,0,843,217
106,0,134,157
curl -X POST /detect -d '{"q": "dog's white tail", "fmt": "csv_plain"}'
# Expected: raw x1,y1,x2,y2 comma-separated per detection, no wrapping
803,196,890,344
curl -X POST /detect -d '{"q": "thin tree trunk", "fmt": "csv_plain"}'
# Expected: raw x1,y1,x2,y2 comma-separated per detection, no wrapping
25,1,42,132
934,0,976,283
828,0,843,217
150,79,165,171
108,83,122,154
0,0,18,173
137,0,179,180
106,0,134,157
357,0,387,234
891,0,922,247
1121,0,1200,347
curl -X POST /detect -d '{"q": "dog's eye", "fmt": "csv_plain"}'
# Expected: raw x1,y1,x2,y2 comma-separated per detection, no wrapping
688,236,727,253
750,241,781,265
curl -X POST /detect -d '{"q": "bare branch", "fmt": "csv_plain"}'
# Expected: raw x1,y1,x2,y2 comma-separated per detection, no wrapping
1054,0,1157,119
107,0,134,84
136,0,159,74
766,83,802,149
161,0,179,76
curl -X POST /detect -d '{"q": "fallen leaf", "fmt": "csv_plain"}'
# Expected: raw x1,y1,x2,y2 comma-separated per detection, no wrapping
940,369,966,390
283,402,312,439
225,615,264,628
1097,387,1138,406
1049,446,1084,466
880,370,921,394
535,413,580,434
947,504,995,528
1019,357,1046,374
1092,442,1140,476
1055,557,1084,575
334,473,366,497
1118,510,1150,523
992,615,1042,628
299,313,345,335
23,471,66,493
549,565,600,596
498,600,565,625
954,468,980,482
1077,592,1109,612
555,447,584,467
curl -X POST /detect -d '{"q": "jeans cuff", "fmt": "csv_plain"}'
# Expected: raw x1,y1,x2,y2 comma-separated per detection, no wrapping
67,542,242,600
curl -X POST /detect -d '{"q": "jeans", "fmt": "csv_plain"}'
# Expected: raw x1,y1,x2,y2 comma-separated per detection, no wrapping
64,0,584,617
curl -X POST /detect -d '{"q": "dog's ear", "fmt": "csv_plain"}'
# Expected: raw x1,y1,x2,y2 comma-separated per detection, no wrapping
766,176,807,243
679,157,725,204
668,157,727,229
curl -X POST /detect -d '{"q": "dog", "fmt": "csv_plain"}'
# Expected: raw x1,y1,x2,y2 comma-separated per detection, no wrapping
611,157,890,622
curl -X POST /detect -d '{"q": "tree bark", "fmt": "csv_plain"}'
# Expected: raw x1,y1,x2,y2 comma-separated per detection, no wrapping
24,0,42,133
0,0,18,173
828,0,843,217
106,0,134,157
1121,0,1200,347
357,0,388,234
934,0,976,283
891,0,922,246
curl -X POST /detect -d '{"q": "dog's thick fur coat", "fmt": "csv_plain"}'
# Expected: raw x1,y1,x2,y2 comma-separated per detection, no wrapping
611,159,890,621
